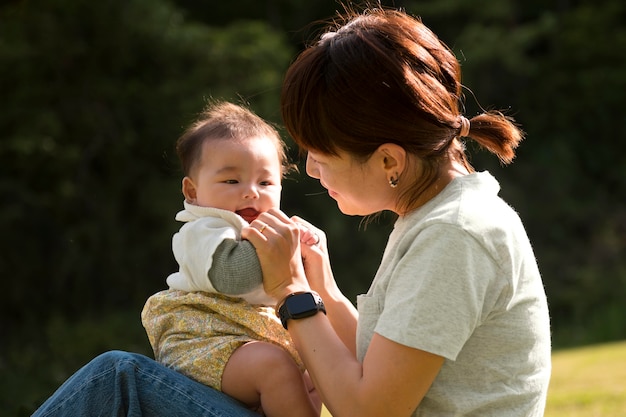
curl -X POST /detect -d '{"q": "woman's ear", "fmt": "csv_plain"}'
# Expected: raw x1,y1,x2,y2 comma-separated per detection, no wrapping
181,176,197,204
378,143,407,178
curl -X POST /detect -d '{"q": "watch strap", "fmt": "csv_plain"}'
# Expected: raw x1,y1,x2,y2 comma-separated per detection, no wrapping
277,291,326,329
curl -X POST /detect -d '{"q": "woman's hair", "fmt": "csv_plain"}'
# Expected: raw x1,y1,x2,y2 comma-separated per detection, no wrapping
176,100,295,178
281,7,523,212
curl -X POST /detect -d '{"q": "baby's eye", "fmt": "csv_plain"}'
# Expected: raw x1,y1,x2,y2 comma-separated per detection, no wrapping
224,179,239,184
259,180,272,186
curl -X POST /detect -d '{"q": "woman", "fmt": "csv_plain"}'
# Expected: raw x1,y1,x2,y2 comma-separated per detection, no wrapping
241,7,550,417
33,7,550,417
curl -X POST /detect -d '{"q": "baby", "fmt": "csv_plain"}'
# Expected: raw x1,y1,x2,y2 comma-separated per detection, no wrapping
142,101,320,417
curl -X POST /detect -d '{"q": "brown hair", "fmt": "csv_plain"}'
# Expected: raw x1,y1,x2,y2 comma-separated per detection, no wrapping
176,100,295,178
281,8,523,212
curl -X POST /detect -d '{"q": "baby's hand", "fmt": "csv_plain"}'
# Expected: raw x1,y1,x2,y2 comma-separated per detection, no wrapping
292,216,333,297
298,225,320,247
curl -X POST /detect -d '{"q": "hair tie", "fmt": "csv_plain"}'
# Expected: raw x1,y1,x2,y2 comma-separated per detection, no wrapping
459,116,470,137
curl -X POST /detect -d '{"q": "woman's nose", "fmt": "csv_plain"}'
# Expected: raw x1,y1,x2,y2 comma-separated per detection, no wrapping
306,154,320,179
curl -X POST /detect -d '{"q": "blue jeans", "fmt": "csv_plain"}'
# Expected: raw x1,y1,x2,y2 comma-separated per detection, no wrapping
32,350,260,417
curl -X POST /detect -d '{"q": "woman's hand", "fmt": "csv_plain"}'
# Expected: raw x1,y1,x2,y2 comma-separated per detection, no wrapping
290,216,340,300
241,209,311,301
297,222,322,247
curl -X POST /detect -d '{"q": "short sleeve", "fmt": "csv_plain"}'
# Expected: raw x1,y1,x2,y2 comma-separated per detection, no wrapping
209,239,263,295
375,223,500,360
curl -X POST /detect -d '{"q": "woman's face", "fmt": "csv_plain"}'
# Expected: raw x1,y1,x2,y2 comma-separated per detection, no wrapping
305,149,396,215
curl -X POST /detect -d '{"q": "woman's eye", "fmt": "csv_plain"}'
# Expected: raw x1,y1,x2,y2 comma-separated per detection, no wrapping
308,154,324,165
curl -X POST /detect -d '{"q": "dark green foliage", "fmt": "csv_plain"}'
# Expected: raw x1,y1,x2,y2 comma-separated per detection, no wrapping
406,0,626,346
0,0,294,322
517,1,626,345
1,1,295,411
2,311,153,416
2,0,625,414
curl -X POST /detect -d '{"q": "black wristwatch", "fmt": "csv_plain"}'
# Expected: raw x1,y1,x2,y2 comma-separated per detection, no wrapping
277,291,326,329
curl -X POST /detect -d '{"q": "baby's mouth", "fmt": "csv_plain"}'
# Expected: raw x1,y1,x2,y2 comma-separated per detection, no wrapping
236,208,260,223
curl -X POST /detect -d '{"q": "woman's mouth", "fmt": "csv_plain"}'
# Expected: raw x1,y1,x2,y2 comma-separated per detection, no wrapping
320,183,337,198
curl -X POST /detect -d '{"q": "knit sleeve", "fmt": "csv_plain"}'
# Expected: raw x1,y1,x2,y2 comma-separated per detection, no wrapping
208,238,263,295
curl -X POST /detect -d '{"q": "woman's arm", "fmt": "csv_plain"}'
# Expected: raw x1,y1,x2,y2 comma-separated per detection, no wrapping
291,316,444,417
242,209,444,417
292,215,358,356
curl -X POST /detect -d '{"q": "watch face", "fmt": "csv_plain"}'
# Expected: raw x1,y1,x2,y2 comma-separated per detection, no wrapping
278,292,325,329
286,292,316,318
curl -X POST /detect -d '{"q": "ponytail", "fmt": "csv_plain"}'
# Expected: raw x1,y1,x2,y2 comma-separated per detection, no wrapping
464,111,524,164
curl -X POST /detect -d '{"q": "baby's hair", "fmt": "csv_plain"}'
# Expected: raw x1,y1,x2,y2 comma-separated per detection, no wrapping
176,100,295,178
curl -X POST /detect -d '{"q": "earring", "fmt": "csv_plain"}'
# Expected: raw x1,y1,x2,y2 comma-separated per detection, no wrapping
389,176,399,188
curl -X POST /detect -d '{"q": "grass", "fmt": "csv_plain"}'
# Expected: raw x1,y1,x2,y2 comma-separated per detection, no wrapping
545,340,626,417
320,340,626,417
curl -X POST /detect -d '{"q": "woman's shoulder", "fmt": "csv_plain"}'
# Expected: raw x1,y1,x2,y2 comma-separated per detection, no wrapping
401,172,506,225
398,172,529,251
456,172,522,231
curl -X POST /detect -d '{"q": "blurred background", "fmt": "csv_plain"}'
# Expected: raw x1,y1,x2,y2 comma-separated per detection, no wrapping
1,0,624,414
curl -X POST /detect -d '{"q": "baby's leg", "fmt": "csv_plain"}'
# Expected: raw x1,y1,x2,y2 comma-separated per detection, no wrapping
221,341,321,417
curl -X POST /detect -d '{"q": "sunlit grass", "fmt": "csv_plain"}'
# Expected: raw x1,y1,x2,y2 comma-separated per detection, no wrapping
320,340,626,417
545,340,626,417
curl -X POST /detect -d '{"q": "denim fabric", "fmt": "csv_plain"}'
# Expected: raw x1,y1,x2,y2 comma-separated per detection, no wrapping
32,350,260,417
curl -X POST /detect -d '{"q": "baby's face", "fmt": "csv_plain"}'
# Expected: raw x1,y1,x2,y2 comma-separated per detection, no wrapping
184,135,282,223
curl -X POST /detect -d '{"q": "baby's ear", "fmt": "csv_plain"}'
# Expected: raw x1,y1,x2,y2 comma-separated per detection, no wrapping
181,177,197,204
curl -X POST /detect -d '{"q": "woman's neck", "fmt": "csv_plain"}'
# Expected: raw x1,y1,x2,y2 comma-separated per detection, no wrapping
397,158,469,215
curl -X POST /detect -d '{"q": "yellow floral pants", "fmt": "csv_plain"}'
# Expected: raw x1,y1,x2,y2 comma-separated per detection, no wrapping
141,289,303,391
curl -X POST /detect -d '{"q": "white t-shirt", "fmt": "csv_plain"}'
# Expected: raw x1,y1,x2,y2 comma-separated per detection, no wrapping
356,172,551,416
166,202,274,305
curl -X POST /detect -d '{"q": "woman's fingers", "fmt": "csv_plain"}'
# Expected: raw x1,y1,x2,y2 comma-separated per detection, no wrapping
243,209,293,242
241,209,310,299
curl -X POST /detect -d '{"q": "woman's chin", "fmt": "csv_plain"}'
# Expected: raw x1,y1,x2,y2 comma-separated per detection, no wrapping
336,202,359,216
